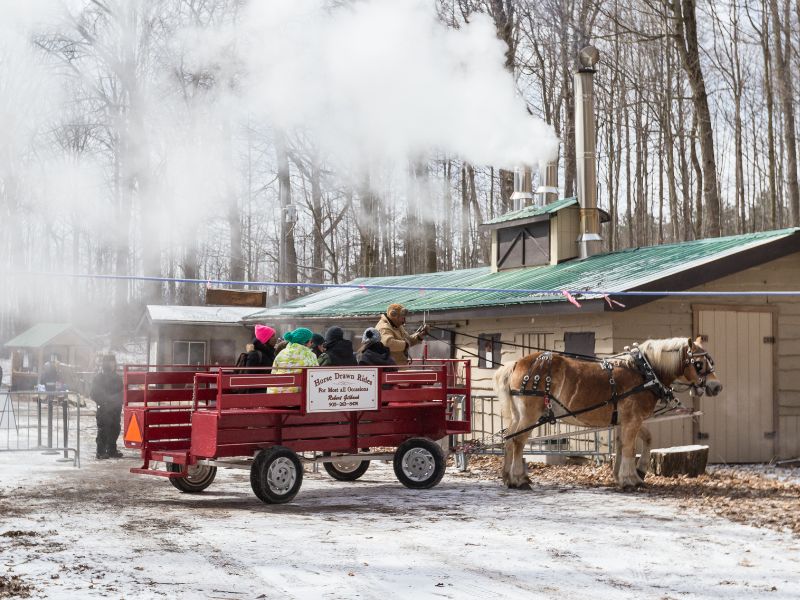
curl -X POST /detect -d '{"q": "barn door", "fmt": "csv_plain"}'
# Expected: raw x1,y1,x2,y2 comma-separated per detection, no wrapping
696,309,775,463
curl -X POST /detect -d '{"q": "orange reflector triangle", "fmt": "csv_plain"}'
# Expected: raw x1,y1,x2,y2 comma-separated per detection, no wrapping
125,413,143,443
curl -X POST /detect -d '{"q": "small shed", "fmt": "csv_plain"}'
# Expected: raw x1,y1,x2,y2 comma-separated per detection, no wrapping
138,306,258,366
4,323,94,390
245,227,800,463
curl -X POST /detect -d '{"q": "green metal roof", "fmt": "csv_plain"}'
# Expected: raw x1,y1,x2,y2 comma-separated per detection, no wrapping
4,323,92,349
482,197,578,225
246,228,800,321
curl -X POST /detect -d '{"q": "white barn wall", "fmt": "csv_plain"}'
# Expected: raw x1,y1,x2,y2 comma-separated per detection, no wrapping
442,250,800,460
613,252,800,459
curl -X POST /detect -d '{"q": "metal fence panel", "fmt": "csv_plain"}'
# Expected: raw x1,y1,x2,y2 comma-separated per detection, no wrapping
0,390,81,466
453,394,613,461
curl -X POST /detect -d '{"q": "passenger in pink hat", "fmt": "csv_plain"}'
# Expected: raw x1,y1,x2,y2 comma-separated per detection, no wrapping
245,324,280,368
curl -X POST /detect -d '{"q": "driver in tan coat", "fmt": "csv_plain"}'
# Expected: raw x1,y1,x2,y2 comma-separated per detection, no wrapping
375,303,429,365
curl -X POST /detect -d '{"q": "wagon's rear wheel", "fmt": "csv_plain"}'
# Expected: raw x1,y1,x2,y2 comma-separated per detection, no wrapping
322,452,370,481
250,446,303,504
168,463,217,493
393,438,446,490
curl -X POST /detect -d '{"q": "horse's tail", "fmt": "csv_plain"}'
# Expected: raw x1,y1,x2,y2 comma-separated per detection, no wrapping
493,362,516,423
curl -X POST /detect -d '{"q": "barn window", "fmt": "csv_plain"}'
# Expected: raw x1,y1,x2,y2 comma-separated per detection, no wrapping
564,332,596,357
496,221,550,270
172,340,206,365
478,334,502,369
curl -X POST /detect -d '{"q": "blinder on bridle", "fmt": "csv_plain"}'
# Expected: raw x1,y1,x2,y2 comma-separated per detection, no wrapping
683,346,716,396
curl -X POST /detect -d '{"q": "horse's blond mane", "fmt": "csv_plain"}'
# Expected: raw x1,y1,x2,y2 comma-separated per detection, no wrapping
622,337,687,382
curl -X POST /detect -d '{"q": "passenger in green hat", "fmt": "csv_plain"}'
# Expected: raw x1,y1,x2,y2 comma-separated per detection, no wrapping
269,328,318,394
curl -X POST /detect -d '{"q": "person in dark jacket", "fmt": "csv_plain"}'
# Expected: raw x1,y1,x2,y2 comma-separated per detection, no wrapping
245,324,279,369
310,333,326,358
356,327,396,367
91,354,124,459
40,360,60,391
317,326,357,366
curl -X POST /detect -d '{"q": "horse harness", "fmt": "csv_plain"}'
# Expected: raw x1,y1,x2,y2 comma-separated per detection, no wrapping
504,348,675,441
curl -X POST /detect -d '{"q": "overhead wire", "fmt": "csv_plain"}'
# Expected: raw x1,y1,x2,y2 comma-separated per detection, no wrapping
5,270,800,299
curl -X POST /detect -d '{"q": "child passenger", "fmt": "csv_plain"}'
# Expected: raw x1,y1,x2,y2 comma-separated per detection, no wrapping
356,327,396,367
269,328,318,393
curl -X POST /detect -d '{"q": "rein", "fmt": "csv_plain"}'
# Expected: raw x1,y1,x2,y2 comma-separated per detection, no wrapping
503,347,676,441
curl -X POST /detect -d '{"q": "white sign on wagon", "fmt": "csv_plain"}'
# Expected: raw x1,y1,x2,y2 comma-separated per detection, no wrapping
306,368,379,413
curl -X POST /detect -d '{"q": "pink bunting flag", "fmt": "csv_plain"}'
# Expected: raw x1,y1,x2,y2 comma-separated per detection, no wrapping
603,294,626,309
561,290,581,308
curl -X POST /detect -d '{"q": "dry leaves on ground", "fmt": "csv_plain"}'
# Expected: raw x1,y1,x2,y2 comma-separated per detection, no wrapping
452,455,800,536
0,575,33,599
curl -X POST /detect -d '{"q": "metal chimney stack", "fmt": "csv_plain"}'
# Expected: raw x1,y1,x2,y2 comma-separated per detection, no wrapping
574,45,602,259
511,166,535,211
536,161,559,204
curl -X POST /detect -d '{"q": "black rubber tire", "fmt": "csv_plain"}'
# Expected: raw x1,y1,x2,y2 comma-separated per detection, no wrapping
393,438,446,490
168,463,217,493
322,452,370,481
250,446,303,504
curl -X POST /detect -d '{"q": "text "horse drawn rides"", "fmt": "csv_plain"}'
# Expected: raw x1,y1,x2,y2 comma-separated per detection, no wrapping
122,360,470,504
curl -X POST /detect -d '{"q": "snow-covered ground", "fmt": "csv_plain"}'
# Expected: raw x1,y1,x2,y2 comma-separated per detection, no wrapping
2,429,799,599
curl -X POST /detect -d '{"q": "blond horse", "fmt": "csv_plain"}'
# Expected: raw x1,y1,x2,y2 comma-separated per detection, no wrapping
494,337,722,489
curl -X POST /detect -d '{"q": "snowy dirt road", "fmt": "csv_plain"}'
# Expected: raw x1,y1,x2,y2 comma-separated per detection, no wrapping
2,449,800,600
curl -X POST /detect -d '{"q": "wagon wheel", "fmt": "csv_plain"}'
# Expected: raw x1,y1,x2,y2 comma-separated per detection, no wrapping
393,438,446,490
167,463,217,493
250,446,303,504
322,452,370,481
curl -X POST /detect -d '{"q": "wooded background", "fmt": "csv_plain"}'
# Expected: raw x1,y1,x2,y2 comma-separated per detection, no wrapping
1,0,799,340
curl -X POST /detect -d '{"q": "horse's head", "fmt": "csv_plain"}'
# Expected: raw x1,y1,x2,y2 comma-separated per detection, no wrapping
679,336,722,397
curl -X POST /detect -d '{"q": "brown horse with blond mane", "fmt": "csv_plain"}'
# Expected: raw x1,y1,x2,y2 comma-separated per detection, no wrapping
494,336,722,489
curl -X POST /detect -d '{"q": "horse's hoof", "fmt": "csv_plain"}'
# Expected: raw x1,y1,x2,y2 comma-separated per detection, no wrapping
516,482,532,491
617,477,643,491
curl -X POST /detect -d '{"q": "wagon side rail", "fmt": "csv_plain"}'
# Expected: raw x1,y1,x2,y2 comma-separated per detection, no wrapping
123,365,218,474
407,359,472,434
189,363,468,460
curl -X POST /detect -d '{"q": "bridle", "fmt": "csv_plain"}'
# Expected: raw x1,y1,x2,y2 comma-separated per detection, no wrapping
676,345,716,395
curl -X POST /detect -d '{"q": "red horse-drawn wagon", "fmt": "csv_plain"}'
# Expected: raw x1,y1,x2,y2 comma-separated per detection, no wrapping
123,360,471,504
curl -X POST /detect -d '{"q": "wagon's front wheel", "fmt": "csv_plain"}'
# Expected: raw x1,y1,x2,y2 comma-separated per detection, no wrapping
250,446,303,504
168,463,217,493
393,438,446,490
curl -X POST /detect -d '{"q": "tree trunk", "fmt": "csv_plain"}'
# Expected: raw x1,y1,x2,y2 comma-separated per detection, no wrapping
460,164,470,268
670,0,721,237
357,174,379,277
769,0,800,225
275,132,298,300
690,112,704,239
309,164,325,284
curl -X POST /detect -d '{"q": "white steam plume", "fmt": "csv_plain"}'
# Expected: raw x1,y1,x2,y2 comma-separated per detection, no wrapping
187,0,559,171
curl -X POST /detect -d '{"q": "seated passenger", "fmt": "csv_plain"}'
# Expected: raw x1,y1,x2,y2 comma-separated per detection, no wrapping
318,326,357,366
245,324,280,369
357,327,396,367
310,333,326,358
268,328,318,393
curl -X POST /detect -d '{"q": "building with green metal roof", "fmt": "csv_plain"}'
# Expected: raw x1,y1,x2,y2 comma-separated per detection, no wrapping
246,227,800,322
244,226,800,463
4,323,95,390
